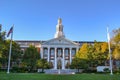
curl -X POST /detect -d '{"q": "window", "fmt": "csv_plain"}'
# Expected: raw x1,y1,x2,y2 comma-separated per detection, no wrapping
50,49,54,56
65,49,69,57
58,49,61,57
72,49,76,56
44,48,48,57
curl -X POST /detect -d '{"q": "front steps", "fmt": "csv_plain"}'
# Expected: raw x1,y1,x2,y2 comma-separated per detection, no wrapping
44,69,76,74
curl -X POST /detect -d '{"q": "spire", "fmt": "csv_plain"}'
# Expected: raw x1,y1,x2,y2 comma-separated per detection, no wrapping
54,18,65,38
58,18,62,24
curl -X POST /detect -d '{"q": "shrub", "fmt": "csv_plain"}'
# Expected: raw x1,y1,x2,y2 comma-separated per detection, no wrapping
11,66,29,73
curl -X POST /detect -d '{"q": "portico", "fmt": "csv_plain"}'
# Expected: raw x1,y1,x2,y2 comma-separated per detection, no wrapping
41,46,79,69
40,18,79,70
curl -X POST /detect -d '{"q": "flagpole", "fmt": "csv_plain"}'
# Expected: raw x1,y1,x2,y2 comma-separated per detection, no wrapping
107,27,113,75
7,25,14,74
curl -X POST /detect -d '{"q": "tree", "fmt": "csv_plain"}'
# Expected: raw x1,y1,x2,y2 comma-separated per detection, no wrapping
112,28,120,44
111,28,120,60
36,59,49,72
93,42,108,66
0,30,6,58
76,43,89,60
70,57,88,72
76,41,108,69
0,39,21,68
87,44,97,67
70,57,81,72
0,29,4,66
112,47,120,60
22,45,39,72
101,42,108,53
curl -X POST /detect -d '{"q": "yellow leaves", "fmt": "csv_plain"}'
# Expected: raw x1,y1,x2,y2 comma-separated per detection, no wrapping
76,43,89,59
111,28,120,60
94,42,108,53
76,42,109,60
113,48,120,60
80,43,89,53
94,42,101,52
101,42,108,53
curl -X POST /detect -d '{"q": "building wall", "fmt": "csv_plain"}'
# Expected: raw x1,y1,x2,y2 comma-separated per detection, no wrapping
15,40,94,53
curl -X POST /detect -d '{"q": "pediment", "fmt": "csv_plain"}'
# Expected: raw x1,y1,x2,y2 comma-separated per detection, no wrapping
42,37,79,46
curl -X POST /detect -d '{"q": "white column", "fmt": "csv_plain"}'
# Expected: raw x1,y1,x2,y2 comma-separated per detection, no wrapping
54,47,57,69
40,47,43,58
70,48,72,64
47,47,50,62
62,48,65,69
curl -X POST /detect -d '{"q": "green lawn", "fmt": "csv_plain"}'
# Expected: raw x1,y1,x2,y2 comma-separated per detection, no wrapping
0,72,120,80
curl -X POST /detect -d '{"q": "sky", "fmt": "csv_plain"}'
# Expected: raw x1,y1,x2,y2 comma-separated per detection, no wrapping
0,0,120,41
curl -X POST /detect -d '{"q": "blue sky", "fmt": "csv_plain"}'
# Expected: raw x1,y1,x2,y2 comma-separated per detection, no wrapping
0,0,120,41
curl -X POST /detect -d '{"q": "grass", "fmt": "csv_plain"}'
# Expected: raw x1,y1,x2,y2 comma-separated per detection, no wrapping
0,72,120,80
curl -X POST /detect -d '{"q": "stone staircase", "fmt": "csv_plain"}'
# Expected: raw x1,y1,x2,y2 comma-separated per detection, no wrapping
45,69,76,74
